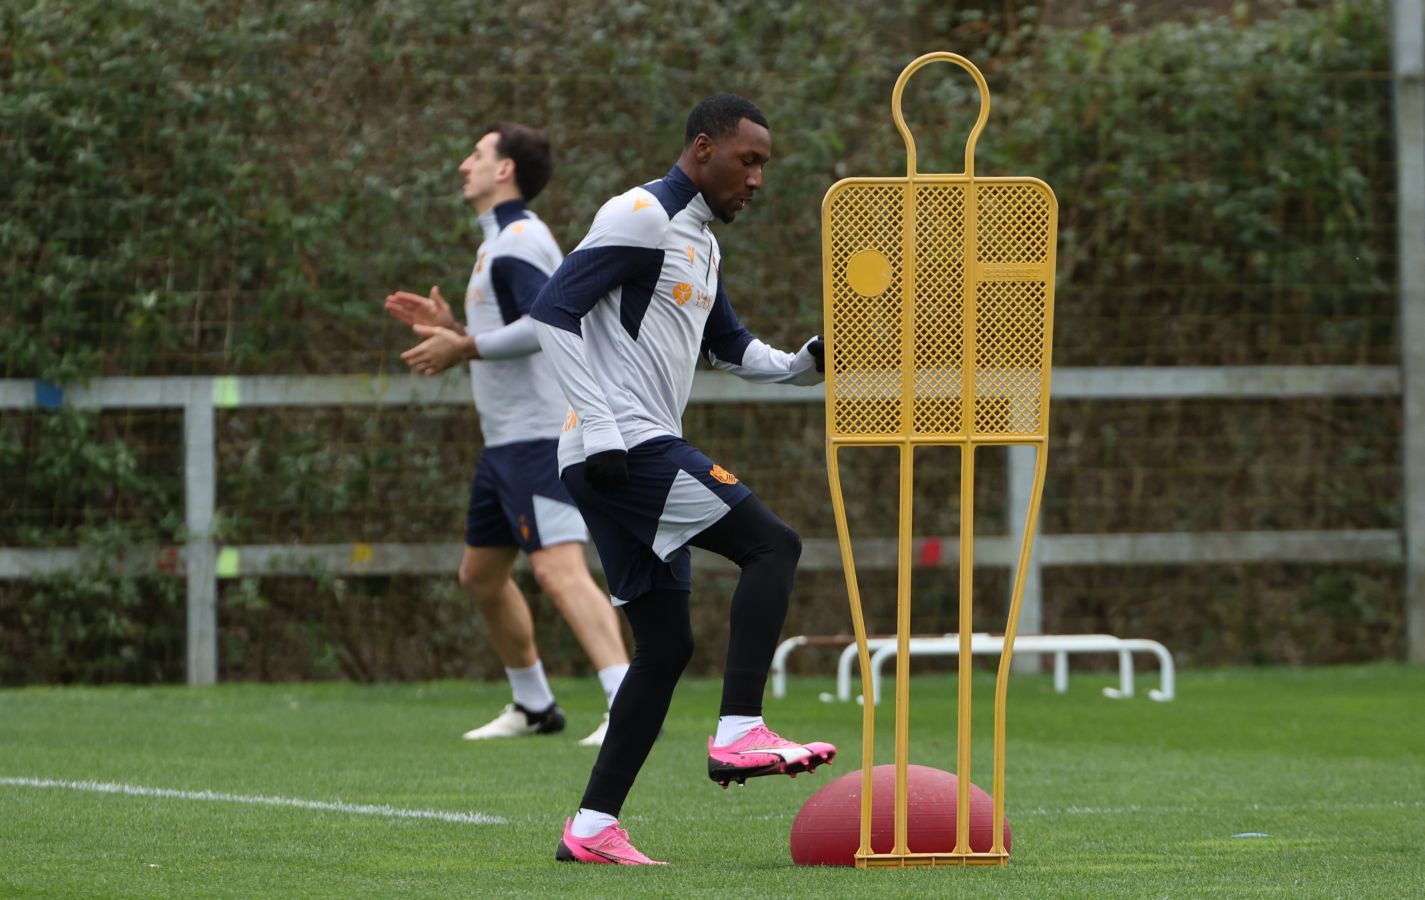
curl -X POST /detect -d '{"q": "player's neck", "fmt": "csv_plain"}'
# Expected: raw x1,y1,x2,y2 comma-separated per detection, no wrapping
674,156,704,195
474,184,524,217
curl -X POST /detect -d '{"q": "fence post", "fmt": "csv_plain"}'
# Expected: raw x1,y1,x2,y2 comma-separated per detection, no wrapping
184,381,218,685
1395,0,1425,664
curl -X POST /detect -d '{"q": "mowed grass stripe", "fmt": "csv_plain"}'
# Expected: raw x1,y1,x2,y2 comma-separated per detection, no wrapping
1,665,1421,898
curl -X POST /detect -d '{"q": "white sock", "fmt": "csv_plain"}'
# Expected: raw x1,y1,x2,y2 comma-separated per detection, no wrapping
571,808,618,838
597,664,629,709
506,661,555,713
714,715,763,747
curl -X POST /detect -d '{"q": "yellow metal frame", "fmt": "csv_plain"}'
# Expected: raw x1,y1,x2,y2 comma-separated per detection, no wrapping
821,52,1058,868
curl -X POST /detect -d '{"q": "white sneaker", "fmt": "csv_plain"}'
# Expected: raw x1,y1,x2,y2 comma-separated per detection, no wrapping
577,712,610,747
461,703,565,740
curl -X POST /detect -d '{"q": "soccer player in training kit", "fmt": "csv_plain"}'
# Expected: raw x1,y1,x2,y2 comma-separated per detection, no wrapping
531,95,834,865
386,123,629,748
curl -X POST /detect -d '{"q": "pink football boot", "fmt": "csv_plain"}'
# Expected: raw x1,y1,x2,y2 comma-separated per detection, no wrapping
707,723,836,788
555,818,666,865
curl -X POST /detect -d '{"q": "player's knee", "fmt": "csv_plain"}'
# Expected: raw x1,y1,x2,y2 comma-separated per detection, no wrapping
529,553,578,599
637,623,694,672
458,562,503,603
625,589,694,671
772,522,803,564
659,628,695,671
757,521,801,579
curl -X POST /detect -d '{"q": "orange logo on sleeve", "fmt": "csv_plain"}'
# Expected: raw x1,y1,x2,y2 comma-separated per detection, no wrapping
709,464,739,485
511,223,526,235
632,197,652,212
563,408,578,432
685,245,696,265
672,283,693,305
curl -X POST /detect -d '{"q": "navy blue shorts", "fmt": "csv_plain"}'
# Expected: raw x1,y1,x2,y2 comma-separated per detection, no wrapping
561,436,752,605
466,438,587,554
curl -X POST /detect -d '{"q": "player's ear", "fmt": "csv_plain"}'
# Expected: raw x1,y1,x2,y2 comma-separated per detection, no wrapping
693,133,715,165
495,157,515,183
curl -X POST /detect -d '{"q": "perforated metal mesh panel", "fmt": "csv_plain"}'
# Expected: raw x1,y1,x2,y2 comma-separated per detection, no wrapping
824,178,1055,441
974,279,1048,434
912,184,966,436
974,182,1053,436
827,184,906,437
976,183,1052,264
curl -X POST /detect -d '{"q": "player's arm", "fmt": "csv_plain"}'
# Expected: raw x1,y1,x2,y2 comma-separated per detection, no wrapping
701,281,824,386
531,194,667,458
470,256,549,360
396,251,554,373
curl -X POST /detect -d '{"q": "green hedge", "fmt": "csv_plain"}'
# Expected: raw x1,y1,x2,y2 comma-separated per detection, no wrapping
0,0,1403,683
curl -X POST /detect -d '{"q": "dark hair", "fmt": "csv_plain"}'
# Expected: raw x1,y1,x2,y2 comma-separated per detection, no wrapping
683,94,768,148
486,122,553,201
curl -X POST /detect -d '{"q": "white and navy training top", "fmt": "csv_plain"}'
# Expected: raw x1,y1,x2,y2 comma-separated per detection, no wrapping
530,165,822,473
464,199,567,447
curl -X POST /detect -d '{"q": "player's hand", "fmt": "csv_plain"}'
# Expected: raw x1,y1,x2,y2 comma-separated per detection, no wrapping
385,285,457,330
808,334,824,373
584,449,629,490
785,335,826,386
400,324,472,375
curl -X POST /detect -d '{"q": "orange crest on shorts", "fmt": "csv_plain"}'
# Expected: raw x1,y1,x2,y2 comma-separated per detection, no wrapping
709,464,738,485
518,514,531,542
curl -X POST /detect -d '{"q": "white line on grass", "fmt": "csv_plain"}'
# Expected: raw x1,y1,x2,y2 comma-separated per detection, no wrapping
0,776,507,825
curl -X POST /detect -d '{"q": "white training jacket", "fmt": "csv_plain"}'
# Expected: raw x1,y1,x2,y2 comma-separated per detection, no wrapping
463,199,567,447
530,165,822,473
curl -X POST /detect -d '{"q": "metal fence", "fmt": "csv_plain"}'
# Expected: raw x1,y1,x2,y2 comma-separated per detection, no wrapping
0,365,1410,684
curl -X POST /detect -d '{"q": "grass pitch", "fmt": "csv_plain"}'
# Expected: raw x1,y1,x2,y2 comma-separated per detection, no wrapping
2,664,1421,898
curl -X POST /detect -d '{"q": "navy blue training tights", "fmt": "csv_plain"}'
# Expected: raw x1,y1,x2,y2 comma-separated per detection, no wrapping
578,494,802,817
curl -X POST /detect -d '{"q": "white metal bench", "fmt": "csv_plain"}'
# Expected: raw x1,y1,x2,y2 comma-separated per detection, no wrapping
769,632,1175,703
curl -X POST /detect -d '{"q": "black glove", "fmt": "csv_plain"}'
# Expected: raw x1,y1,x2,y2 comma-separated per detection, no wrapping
584,449,629,490
808,334,824,373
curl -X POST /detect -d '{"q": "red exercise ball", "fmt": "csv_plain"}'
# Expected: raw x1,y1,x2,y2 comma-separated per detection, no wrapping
790,764,1011,866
